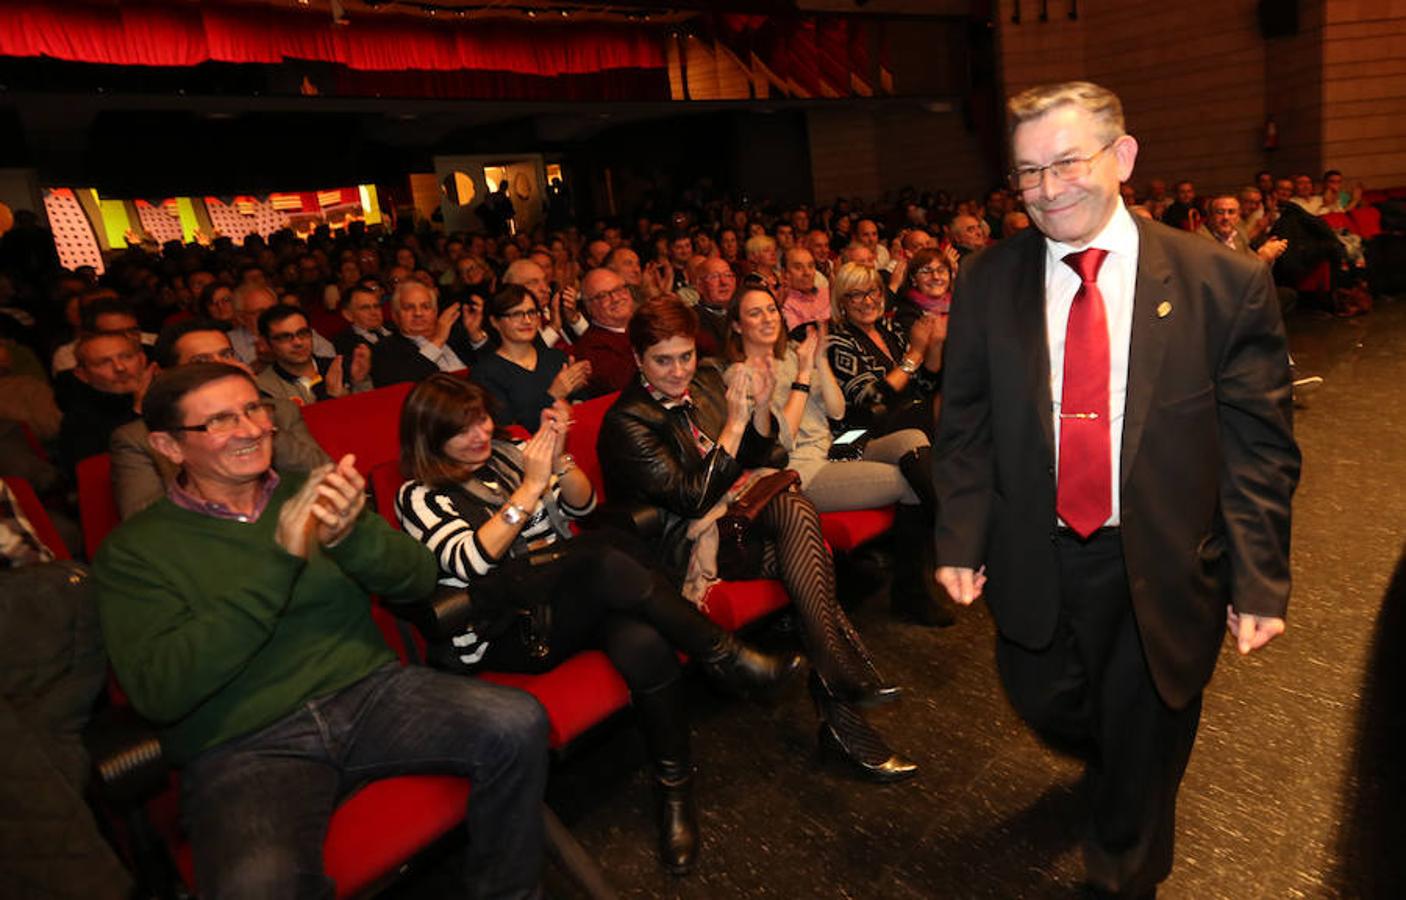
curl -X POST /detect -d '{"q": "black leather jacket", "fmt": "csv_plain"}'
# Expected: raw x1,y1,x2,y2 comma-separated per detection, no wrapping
596,365,785,576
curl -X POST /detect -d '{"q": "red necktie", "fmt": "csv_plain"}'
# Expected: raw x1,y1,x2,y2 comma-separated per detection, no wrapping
1057,248,1112,538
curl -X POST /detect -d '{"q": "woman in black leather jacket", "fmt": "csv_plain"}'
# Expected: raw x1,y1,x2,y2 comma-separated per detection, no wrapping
597,297,918,784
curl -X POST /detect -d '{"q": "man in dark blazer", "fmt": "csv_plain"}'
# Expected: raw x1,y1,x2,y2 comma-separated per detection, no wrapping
933,82,1300,898
369,280,486,387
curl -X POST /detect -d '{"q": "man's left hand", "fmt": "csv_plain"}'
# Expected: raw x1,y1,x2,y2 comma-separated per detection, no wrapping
1226,608,1285,655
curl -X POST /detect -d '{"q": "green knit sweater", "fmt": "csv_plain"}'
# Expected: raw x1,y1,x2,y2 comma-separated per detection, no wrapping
95,474,438,764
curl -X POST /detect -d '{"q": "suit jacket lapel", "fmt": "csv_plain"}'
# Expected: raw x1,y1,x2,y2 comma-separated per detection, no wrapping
1012,234,1055,460
1121,217,1174,489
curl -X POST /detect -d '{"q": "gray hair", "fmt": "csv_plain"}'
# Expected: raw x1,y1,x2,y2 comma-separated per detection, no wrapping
1007,81,1125,144
390,278,436,312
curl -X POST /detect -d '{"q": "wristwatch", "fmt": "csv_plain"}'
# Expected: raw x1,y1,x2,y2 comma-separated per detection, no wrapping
898,355,919,375
554,453,577,476
501,502,528,527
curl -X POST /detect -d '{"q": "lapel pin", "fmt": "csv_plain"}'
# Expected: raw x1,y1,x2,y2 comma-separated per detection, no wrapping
1156,301,1172,318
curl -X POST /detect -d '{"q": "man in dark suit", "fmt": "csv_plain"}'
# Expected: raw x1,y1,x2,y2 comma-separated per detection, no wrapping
933,81,1300,898
369,281,485,387
330,283,393,360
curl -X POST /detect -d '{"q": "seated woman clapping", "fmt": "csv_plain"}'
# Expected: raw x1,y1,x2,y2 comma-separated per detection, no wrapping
395,374,799,875
472,284,592,430
597,297,920,784
726,284,951,627
826,260,943,437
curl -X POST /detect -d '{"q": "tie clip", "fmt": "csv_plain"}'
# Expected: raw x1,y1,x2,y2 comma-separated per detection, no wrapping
1059,412,1100,419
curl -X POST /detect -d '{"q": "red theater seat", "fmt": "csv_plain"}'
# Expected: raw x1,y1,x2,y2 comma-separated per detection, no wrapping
820,506,896,553
76,453,121,560
480,653,632,750
301,382,414,475
1350,205,1383,240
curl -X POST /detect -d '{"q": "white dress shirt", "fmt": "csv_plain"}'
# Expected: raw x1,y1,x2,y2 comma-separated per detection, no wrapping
410,334,467,372
1044,199,1140,528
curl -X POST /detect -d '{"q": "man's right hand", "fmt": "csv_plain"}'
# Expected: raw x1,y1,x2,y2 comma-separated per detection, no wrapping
275,462,335,559
433,303,460,347
936,565,986,606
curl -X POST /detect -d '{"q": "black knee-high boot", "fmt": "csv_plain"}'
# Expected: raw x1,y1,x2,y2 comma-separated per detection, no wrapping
633,677,698,874
636,574,804,695
891,448,955,627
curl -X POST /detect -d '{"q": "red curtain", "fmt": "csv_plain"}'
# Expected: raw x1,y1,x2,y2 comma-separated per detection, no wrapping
0,1,666,75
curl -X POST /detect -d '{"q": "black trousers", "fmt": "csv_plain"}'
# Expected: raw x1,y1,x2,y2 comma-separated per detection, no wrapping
996,529,1202,897
469,530,715,694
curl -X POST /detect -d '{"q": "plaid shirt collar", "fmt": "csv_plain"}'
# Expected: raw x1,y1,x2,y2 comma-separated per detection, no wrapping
169,470,281,523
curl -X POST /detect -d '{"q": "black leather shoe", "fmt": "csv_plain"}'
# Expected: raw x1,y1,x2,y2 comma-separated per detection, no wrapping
817,722,919,784
810,674,917,783
655,766,699,875
701,635,804,697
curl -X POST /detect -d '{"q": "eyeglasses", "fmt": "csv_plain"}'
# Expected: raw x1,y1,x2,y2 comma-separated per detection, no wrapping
497,308,542,323
187,347,241,365
914,266,949,278
585,285,632,304
267,327,313,344
1009,140,1117,191
169,400,276,435
843,289,883,306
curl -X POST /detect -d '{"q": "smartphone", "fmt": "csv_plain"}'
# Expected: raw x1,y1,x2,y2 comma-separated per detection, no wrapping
833,429,867,446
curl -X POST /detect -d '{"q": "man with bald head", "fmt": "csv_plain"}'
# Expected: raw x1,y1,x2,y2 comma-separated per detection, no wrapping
571,268,639,395
855,218,891,270
503,258,586,348
691,257,736,359
369,281,484,387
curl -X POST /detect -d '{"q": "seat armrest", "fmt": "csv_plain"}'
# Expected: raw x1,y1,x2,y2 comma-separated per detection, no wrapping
593,503,663,540
388,587,475,641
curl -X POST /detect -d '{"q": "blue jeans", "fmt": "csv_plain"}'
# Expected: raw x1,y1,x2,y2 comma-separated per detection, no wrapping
180,663,549,899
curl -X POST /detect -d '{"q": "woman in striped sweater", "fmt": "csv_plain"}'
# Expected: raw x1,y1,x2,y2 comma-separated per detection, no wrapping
395,373,800,876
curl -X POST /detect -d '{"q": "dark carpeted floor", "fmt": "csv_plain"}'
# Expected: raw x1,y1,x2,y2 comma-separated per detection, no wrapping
392,297,1406,900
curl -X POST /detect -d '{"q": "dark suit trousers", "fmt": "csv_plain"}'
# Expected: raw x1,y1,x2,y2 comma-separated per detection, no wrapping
995,529,1202,897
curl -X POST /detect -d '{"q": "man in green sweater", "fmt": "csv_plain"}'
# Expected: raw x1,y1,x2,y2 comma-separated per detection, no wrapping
95,363,549,898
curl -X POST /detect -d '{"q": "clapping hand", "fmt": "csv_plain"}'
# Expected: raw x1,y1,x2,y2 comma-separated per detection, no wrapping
461,296,486,342
433,303,460,347
325,354,348,398
539,399,573,461
520,426,557,495
548,359,592,399
795,324,821,371
274,456,367,557
723,363,752,429
559,285,582,326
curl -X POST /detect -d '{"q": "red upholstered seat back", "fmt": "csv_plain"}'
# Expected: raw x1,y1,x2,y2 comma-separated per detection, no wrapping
75,453,121,560
1350,205,1383,240
566,391,619,500
2,476,70,559
301,382,414,475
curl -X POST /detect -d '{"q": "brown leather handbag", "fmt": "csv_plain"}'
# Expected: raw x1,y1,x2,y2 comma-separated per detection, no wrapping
714,469,801,579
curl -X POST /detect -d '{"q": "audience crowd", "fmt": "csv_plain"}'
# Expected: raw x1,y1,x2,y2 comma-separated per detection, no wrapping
0,162,1396,894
